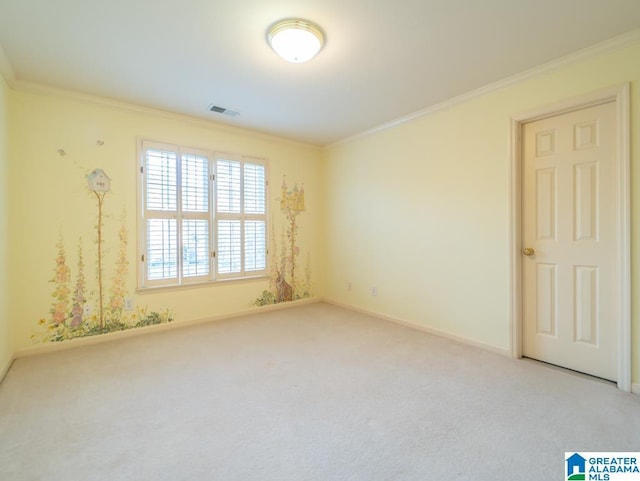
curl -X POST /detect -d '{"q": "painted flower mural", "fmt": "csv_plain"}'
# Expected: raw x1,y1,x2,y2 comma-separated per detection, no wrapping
254,176,312,306
32,170,173,343
108,221,129,321
70,240,86,328
49,237,71,325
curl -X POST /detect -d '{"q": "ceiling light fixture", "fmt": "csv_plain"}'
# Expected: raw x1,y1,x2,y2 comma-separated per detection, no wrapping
268,19,324,63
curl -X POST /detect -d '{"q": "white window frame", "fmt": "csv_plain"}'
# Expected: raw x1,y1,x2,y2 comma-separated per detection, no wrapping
137,139,268,290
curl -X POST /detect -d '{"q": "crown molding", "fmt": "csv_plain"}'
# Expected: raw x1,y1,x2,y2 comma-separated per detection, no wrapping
328,28,640,149
16,80,322,151
0,43,16,87
3,27,640,151
1,40,319,150
0,53,320,152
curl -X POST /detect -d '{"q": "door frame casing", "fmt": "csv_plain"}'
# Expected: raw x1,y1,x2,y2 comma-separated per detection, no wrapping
509,84,631,392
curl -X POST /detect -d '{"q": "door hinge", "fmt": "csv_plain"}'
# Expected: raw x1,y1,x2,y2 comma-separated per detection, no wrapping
210,174,215,181
141,254,145,262
211,251,216,258
140,166,144,174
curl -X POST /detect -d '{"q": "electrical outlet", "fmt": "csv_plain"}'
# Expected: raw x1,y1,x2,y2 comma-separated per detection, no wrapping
83,304,92,316
124,297,134,311
371,287,377,297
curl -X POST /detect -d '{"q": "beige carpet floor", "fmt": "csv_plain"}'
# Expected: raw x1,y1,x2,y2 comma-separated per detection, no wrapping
0,302,638,481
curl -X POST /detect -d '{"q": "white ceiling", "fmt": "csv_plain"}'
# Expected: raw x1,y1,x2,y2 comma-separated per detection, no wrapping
1,0,640,146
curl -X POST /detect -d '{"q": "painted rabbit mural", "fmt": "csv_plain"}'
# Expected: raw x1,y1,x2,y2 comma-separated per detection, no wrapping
254,176,312,306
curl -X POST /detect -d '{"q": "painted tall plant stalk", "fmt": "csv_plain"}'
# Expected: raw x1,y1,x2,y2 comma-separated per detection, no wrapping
109,220,129,320
87,169,111,329
49,236,71,325
95,191,106,327
279,176,305,294
70,240,86,328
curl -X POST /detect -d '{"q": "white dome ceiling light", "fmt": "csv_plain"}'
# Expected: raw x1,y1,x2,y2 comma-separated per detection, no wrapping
268,19,324,63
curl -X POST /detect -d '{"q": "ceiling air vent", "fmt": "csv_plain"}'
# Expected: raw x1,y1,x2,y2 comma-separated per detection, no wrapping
209,105,240,117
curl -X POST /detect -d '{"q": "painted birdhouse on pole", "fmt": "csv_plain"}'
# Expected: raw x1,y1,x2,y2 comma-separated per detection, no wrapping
87,169,111,192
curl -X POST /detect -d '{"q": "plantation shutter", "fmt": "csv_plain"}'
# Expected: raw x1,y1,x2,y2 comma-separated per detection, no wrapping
243,162,266,272
144,147,179,285
215,156,267,278
139,140,267,288
181,153,210,281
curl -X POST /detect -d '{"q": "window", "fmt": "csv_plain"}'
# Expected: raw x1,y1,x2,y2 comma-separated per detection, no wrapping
139,140,267,288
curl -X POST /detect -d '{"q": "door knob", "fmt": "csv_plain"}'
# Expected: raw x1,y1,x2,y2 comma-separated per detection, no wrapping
522,247,535,256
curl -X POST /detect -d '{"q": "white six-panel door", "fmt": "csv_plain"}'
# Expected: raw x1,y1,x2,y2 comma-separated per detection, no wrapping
522,101,618,381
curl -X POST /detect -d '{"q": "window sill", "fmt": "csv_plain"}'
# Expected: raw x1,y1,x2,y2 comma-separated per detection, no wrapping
136,275,270,295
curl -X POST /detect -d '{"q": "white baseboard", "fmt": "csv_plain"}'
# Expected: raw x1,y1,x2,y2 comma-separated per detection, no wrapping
323,299,511,357
7,297,638,394
323,300,640,394
13,297,322,360
0,353,13,384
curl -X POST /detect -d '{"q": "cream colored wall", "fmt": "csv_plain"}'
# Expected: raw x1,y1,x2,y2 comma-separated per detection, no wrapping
323,41,640,382
4,39,639,387
0,73,10,372
8,89,323,350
